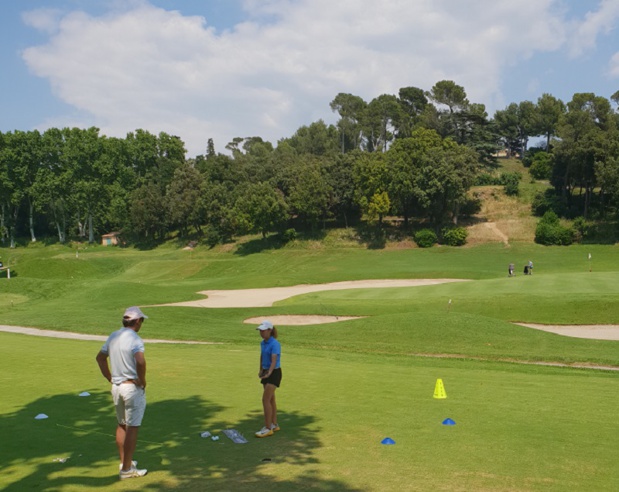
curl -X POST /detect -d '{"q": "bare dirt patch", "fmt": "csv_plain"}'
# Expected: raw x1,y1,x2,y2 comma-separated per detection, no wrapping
466,221,508,245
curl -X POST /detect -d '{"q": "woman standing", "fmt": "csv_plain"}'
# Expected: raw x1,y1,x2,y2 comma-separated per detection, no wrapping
255,320,282,438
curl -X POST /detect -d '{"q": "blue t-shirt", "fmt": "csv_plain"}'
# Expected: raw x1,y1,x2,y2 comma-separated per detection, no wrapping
261,337,281,369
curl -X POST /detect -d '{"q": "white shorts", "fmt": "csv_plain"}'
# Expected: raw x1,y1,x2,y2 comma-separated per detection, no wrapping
112,383,146,427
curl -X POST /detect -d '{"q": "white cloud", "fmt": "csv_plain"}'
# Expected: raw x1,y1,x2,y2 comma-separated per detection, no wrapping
22,0,572,156
21,8,63,34
569,0,619,57
609,52,619,78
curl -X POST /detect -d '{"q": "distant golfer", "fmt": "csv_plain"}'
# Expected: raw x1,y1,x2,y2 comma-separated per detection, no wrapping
508,263,515,277
96,306,149,479
528,260,533,275
255,320,282,438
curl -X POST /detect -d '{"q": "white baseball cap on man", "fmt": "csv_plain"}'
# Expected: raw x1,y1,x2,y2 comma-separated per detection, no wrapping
123,306,149,320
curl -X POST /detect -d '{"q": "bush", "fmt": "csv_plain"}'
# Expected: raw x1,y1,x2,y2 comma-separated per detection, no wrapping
202,225,221,247
474,173,502,186
534,211,574,245
501,172,521,196
529,151,553,180
441,227,468,246
280,228,297,243
522,146,546,168
414,228,438,248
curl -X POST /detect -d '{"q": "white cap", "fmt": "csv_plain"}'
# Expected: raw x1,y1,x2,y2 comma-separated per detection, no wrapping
123,306,148,320
256,320,274,331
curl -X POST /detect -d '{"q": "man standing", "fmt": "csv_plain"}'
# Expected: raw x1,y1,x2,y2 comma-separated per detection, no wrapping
96,306,149,479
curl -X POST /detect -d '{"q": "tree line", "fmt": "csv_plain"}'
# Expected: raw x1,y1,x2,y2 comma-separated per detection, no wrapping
1,80,618,248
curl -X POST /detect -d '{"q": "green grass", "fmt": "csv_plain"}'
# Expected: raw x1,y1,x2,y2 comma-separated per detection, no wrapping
1,240,619,490
1,334,618,491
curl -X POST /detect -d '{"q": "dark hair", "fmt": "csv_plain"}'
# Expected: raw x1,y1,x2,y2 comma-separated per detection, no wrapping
271,326,278,339
122,317,142,328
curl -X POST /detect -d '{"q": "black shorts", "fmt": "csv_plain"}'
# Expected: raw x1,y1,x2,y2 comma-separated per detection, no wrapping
261,368,282,387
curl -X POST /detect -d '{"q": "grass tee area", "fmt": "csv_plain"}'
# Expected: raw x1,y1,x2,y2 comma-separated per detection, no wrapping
1,240,618,491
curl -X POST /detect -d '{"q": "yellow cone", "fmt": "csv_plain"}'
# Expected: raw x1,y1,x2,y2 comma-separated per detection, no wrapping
433,378,447,399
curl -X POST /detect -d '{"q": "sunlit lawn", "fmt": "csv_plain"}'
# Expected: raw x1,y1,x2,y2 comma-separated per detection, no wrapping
1,241,619,490
1,334,618,491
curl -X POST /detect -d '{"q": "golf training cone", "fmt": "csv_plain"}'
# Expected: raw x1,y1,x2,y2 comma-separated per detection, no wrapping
381,437,395,445
433,378,447,399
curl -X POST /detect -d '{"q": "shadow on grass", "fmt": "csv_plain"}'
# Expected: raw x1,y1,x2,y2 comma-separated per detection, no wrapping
0,391,362,491
235,235,287,256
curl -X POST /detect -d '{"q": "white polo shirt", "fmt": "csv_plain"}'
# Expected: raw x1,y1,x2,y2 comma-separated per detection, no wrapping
101,328,145,384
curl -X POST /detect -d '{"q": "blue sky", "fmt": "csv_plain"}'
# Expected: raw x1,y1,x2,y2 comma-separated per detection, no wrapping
1,0,619,156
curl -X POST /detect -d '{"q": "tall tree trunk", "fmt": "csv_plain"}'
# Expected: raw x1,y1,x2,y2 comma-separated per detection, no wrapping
52,202,66,243
56,222,66,243
452,202,460,225
584,184,591,220
10,205,18,248
29,199,37,243
88,212,94,243
0,204,5,245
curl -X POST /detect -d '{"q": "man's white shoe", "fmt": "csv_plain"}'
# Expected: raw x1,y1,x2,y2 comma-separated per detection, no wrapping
119,465,148,479
255,426,274,438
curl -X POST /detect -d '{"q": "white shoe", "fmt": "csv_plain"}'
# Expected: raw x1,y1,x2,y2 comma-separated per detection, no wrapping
270,423,280,432
119,465,147,479
119,460,137,470
255,426,274,438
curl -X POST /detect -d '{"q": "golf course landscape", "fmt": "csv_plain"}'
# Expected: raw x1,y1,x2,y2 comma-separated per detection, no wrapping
4,1,619,489
1,233,619,491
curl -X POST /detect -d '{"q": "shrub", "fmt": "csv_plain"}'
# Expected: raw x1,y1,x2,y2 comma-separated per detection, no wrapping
522,146,546,168
414,228,438,248
534,211,574,245
441,227,468,246
280,228,297,243
501,172,521,196
202,225,221,247
540,210,559,225
474,173,502,186
529,151,553,180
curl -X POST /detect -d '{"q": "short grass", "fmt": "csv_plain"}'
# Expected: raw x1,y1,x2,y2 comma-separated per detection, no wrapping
1,238,619,491
1,334,618,491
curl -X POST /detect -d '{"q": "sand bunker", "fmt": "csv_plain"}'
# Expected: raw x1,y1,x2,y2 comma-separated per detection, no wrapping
2,278,619,341
514,323,619,341
156,278,468,308
151,278,619,339
244,315,363,326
